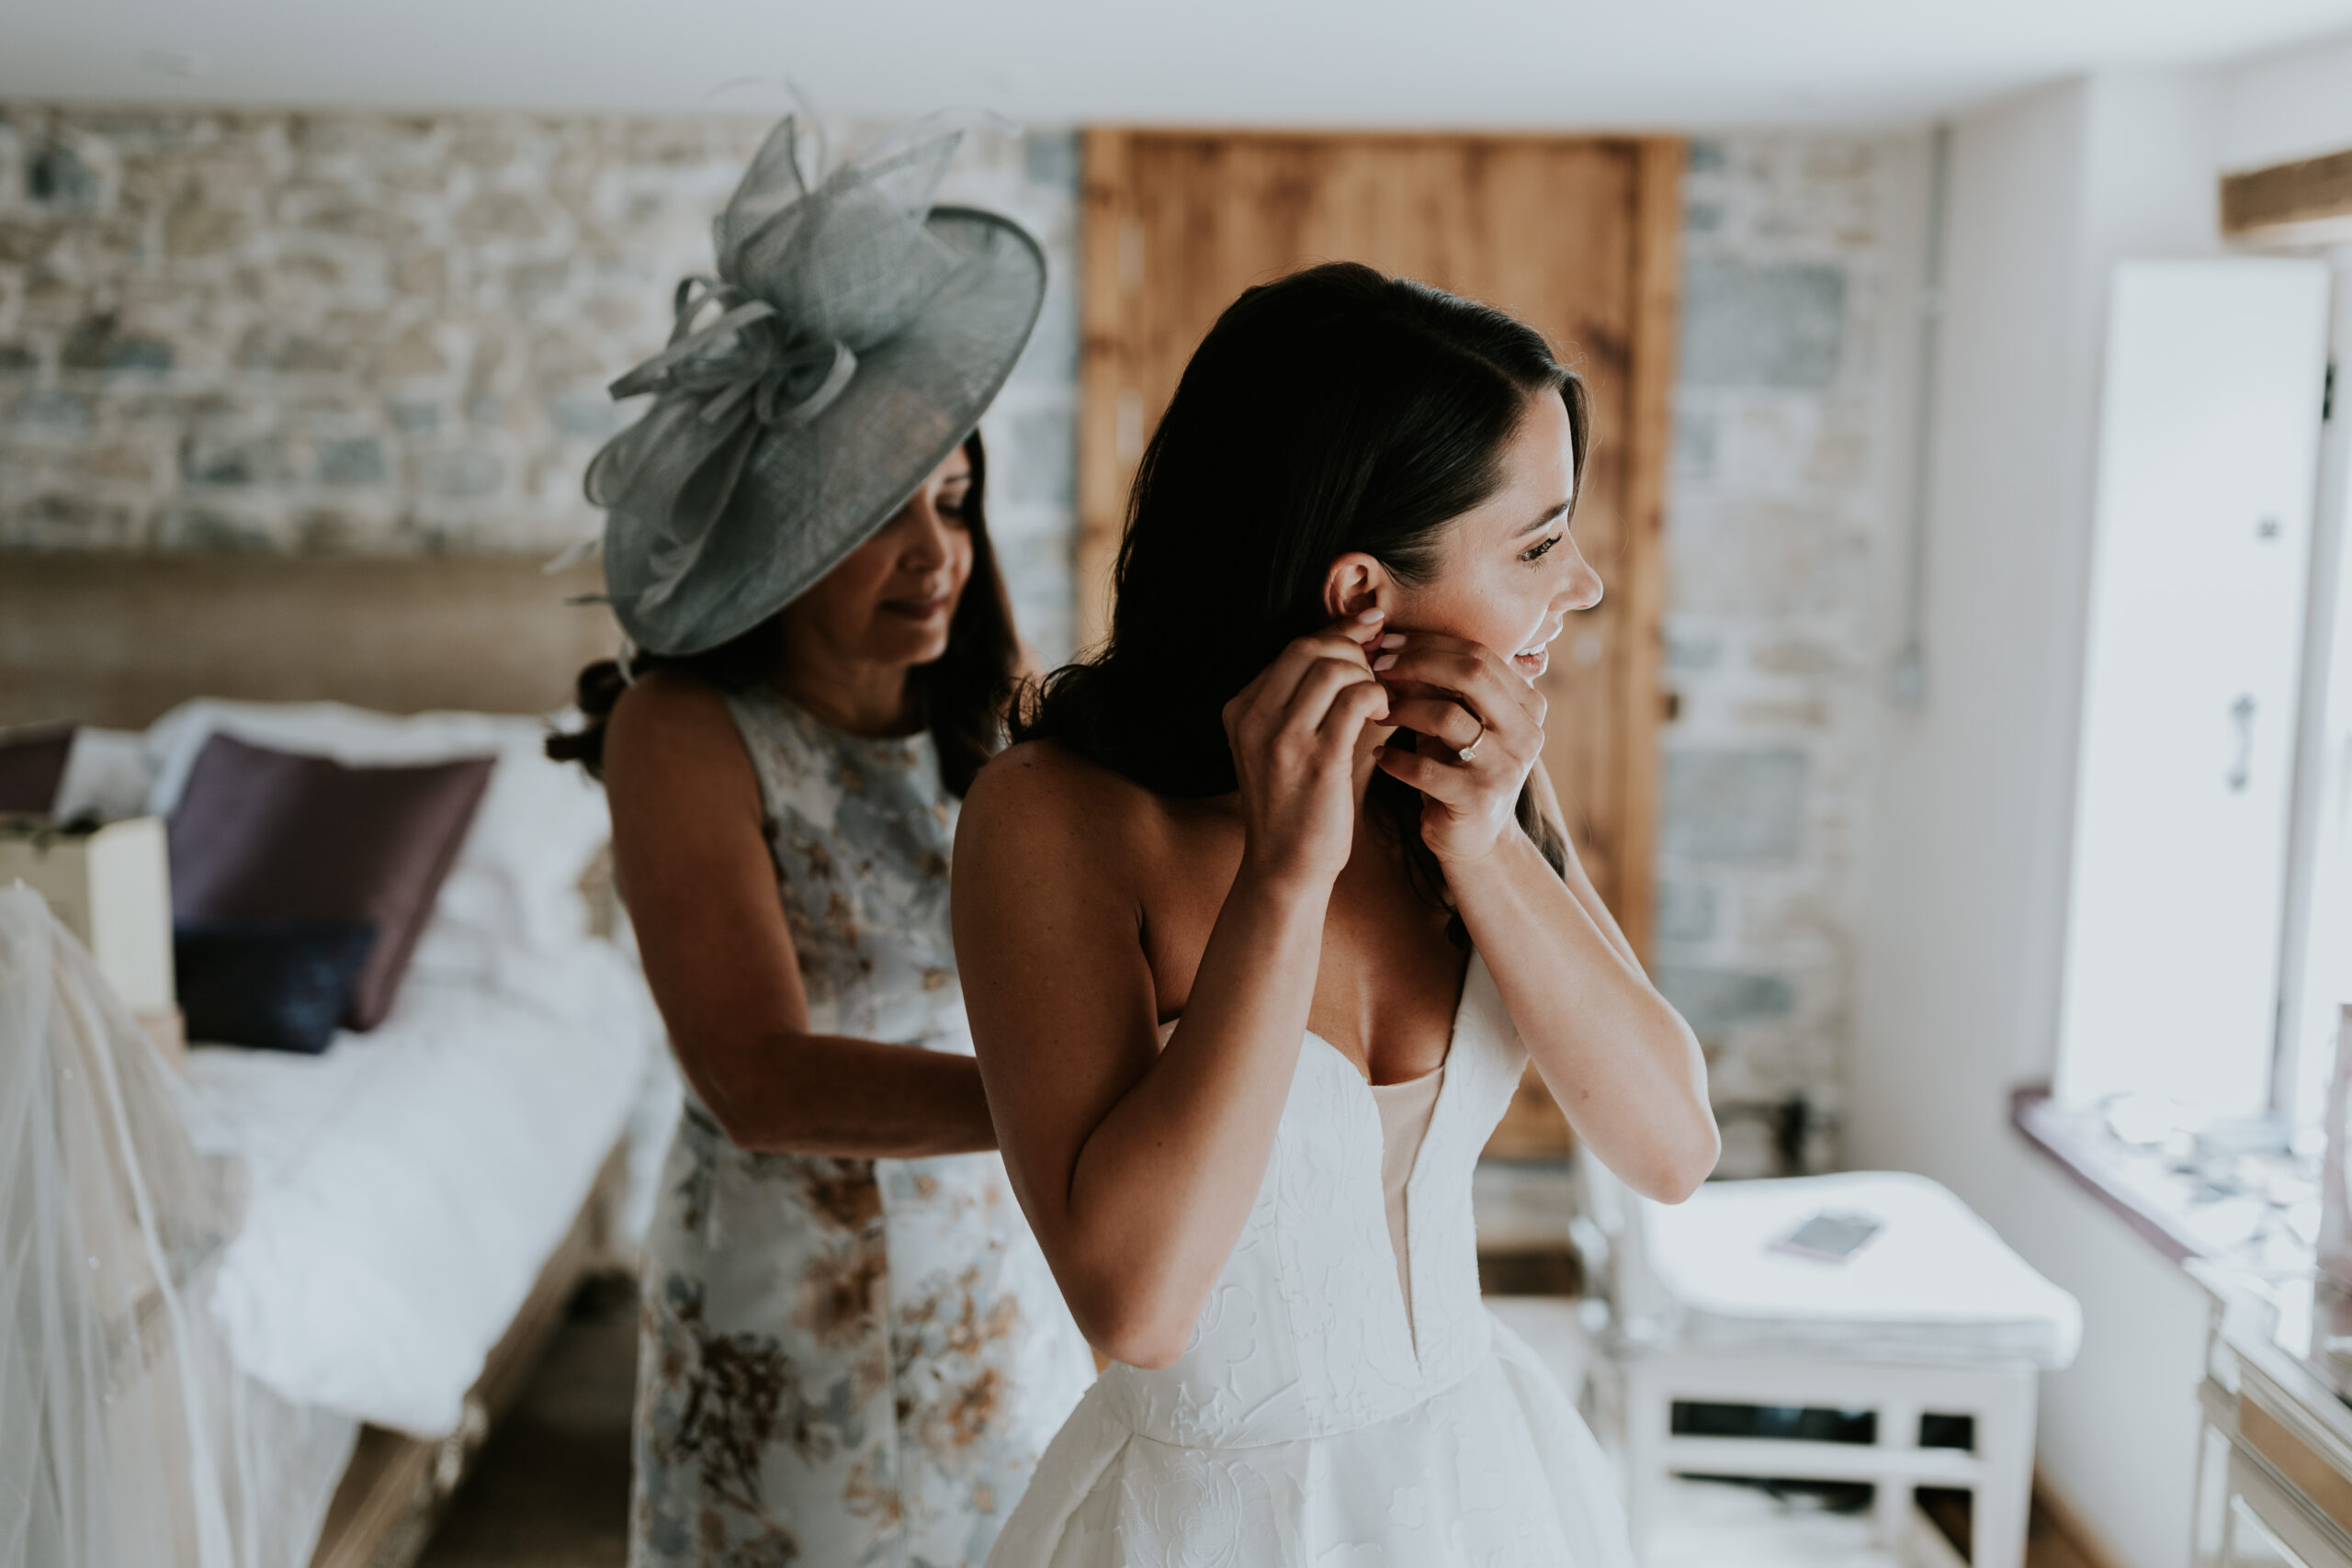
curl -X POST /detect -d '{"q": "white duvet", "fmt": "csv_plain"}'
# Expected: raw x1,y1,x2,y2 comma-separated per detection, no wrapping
94,698,671,1440
183,930,662,1439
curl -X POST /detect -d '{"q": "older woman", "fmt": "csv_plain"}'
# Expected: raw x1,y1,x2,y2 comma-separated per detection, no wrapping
550,118,1091,1568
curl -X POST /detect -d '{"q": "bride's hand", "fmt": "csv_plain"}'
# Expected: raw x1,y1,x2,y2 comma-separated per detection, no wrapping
1222,611,1393,891
1371,633,1547,865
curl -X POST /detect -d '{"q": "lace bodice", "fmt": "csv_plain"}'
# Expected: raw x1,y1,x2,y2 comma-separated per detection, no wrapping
988,946,1635,1566
1098,953,1525,1449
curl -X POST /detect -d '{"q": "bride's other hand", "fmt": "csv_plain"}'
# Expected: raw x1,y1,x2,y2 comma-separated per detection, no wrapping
1374,631,1721,1201
1222,611,1393,890
1370,632,1547,864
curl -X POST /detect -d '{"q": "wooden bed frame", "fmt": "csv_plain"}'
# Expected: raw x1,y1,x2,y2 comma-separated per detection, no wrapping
3,548,636,1568
309,1145,631,1568
0,554,617,730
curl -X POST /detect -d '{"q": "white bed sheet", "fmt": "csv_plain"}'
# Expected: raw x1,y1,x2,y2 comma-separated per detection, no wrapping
182,938,662,1438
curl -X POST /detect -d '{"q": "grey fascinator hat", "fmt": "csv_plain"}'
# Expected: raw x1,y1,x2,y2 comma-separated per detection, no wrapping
582,116,1046,657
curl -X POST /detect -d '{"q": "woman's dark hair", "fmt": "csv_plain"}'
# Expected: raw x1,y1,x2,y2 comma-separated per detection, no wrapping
547,430,1019,797
1014,262,1587,938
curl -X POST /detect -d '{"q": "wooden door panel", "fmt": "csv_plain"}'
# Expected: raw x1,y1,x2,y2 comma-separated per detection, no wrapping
1080,130,1682,1157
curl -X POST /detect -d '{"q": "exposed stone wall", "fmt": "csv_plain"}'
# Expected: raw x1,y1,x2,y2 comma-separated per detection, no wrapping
0,106,1909,1171
1658,135,1915,1175
0,106,1082,658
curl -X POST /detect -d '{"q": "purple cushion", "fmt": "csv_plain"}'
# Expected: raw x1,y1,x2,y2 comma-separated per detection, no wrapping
0,724,74,815
168,733,493,1031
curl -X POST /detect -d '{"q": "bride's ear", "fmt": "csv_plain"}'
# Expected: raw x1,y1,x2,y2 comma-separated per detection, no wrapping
1323,553,1391,622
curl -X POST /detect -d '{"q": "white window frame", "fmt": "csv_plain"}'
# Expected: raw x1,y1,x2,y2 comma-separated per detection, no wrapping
2276,245,2352,1136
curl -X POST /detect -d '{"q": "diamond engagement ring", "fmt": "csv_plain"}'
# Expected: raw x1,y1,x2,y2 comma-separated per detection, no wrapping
1458,730,1484,763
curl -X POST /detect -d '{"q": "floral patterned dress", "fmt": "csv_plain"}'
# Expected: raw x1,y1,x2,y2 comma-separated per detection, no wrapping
632,687,1096,1568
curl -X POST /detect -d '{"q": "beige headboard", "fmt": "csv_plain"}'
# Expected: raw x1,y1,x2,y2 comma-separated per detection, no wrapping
0,555,620,729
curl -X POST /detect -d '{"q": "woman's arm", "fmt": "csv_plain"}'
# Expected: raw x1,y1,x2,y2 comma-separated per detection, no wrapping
955,622,1391,1368
604,671,995,1157
1528,758,1643,974
1447,829,1717,1201
1375,637,1718,1202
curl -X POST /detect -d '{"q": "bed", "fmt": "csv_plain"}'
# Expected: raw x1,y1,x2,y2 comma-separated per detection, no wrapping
0,555,673,1568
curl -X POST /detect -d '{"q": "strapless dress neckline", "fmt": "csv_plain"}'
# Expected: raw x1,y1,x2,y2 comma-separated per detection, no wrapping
986,952,1639,1567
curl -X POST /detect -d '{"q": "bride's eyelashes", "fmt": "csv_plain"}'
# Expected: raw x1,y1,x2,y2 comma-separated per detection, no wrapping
1519,533,1564,564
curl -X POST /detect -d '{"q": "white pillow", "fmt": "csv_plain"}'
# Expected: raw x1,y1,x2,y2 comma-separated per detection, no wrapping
52,728,156,822
143,700,610,956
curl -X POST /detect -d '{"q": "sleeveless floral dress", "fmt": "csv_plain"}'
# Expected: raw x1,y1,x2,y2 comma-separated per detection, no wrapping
631,686,1095,1568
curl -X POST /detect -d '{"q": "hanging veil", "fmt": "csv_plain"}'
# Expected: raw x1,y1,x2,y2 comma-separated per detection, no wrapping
0,886,356,1568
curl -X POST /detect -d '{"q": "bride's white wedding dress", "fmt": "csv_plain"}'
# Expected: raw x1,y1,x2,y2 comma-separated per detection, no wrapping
987,952,1638,1567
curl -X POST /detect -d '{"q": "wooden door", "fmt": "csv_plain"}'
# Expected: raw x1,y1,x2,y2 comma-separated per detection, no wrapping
1077,131,1684,1156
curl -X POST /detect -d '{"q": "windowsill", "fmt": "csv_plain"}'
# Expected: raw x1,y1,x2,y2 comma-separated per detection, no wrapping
2009,1083,2319,1274
2011,1085,2200,1262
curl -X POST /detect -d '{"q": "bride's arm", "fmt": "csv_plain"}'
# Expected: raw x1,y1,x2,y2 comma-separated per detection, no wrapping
1374,637,1718,1203
605,671,997,1157
1528,758,1644,973
955,625,1388,1369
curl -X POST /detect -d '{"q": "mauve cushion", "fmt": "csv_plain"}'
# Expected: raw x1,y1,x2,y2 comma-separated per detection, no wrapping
175,919,379,1054
0,724,75,815
168,734,494,1030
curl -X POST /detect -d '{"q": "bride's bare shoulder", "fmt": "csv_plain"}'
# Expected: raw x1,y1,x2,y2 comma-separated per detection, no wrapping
957,739,1179,877
965,739,1159,828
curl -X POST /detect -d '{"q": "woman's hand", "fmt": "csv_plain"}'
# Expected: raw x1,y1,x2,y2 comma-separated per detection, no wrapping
1222,611,1393,889
1371,632,1547,865
1371,645,1721,1201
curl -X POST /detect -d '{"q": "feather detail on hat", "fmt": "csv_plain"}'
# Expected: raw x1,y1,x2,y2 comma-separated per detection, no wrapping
569,114,1045,657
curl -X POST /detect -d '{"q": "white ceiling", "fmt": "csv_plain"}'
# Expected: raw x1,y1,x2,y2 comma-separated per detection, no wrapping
7,0,2352,129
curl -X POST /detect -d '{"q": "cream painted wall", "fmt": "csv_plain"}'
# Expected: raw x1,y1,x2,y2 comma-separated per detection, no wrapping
2220,30,2352,169
1848,71,2232,1568
1850,40,2352,1565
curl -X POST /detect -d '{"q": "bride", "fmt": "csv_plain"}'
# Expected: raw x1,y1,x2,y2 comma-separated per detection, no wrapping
954,260,1719,1564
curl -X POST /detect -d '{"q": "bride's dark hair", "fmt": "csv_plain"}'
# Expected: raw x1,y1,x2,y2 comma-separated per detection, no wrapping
1014,261,1589,933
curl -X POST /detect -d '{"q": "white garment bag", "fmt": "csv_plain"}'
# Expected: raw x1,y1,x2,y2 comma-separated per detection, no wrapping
0,886,356,1568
